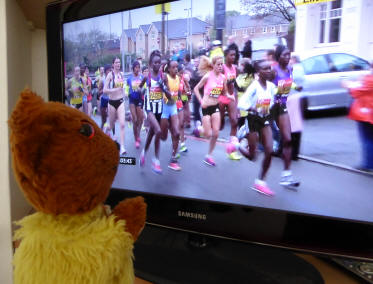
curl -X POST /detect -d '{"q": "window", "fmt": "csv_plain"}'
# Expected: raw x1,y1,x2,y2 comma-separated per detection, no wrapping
232,30,236,36
151,31,156,40
328,53,371,72
302,55,330,75
250,27,255,34
319,0,342,43
262,27,267,33
139,33,143,41
271,26,275,33
243,29,247,35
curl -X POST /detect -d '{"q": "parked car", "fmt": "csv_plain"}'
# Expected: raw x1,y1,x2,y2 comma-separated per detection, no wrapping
297,52,371,113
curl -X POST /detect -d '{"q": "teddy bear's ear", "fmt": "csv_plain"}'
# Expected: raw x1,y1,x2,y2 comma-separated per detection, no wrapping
8,89,45,135
8,89,51,188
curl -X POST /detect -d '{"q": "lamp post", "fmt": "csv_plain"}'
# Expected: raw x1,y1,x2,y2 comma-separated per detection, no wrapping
184,6,192,57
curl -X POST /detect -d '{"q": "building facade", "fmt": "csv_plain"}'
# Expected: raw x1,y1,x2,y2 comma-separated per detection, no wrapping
226,14,290,50
295,0,373,61
121,17,211,60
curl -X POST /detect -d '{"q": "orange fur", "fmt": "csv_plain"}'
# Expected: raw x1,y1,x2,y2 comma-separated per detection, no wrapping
113,197,147,241
9,89,146,239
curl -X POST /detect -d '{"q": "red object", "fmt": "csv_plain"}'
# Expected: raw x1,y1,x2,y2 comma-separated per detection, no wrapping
348,74,373,124
176,100,183,110
218,95,231,105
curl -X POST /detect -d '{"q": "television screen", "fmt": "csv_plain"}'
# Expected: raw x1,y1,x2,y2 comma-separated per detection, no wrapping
50,0,373,259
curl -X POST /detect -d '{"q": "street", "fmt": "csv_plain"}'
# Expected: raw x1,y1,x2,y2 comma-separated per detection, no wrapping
91,109,373,224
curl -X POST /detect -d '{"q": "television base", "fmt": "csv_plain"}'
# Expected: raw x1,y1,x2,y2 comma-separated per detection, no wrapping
134,225,324,284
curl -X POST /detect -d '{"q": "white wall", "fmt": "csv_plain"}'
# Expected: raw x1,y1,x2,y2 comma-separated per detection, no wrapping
295,0,373,61
31,29,48,100
0,0,13,282
1,1,48,283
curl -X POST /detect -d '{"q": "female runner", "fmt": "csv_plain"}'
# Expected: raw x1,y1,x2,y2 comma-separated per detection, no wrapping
139,50,172,174
127,61,144,149
221,44,241,160
238,60,277,196
103,57,126,155
271,45,302,187
194,56,234,166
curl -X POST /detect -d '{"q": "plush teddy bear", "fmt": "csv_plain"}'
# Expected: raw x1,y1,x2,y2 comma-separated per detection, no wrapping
9,89,147,284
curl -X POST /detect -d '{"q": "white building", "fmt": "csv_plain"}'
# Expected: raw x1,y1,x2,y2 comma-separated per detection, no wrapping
295,0,373,61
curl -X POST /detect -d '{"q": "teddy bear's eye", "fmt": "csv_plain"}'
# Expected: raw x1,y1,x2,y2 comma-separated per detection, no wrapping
79,122,95,139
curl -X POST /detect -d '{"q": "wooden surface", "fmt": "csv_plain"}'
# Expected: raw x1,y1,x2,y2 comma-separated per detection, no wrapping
297,254,361,284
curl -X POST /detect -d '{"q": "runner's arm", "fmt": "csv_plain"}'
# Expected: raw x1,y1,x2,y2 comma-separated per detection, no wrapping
223,77,235,101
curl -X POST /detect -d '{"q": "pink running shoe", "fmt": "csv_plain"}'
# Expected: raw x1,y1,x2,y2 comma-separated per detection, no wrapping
251,179,274,196
168,160,181,171
135,141,140,149
139,150,145,167
152,162,162,174
203,156,216,166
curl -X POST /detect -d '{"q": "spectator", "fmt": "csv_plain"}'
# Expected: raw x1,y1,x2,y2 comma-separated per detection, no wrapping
241,38,252,59
287,55,306,160
343,63,373,172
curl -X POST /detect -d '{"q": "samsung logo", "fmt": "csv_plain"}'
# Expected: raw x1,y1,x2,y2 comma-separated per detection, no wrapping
178,211,207,220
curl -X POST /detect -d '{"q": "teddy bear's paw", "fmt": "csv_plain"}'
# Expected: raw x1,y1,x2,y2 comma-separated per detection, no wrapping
112,196,147,241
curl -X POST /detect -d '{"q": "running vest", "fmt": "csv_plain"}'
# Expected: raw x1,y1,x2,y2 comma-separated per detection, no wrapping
238,80,277,117
272,65,296,105
179,74,189,102
145,74,163,114
204,71,224,99
223,64,237,83
127,74,143,100
70,77,84,105
165,74,180,103
110,71,124,89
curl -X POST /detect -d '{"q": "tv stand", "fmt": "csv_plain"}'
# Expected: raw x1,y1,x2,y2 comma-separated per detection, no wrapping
134,225,324,284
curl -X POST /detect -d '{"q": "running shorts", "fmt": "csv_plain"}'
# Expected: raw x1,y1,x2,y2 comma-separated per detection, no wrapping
202,104,219,116
161,103,178,119
246,113,272,133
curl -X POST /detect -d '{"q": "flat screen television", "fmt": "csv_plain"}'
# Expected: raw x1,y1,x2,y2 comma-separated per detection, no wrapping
46,0,373,261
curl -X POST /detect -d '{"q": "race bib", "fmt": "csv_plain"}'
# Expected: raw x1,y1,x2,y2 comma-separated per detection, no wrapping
150,86,163,100
209,87,223,98
132,80,141,91
277,79,293,95
256,98,271,115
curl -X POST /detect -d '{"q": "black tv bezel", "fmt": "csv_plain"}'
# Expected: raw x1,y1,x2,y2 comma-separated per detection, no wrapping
46,0,373,260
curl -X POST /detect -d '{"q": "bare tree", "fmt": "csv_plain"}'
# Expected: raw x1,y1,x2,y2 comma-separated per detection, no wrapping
240,0,296,22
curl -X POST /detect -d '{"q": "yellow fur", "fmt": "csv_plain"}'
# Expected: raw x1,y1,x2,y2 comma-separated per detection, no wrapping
13,206,134,284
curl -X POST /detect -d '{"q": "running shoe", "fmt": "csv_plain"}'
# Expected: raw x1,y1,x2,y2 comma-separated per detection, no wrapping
120,146,127,155
168,159,181,171
179,143,188,153
93,106,97,116
228,151,242,160
175,152,181,159
139,150,145,167
137,137,141,143
280,173,300,188
203,156,216,166
152,161,162,174
251,179,274,196
135,141,140,149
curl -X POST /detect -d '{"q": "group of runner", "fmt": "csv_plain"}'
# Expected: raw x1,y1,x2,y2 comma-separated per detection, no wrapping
65,42,302,196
